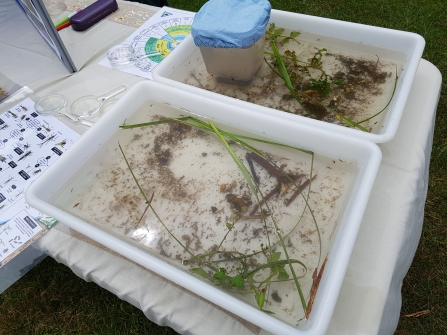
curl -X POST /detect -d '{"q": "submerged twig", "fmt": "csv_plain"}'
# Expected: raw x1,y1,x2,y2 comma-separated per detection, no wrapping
285,176,317,207
246,155,260,184
280,174,305,196
305,256,328,319
249,182,281,215
246,152,283,178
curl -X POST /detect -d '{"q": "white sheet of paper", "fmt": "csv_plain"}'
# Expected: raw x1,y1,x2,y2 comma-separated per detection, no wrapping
99,6,195,80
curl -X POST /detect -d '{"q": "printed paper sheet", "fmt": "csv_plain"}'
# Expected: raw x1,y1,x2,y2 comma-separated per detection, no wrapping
99,6,195,79
0,97,80,265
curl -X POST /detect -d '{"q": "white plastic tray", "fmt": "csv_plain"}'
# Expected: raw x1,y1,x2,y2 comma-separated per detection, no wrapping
153,9,425,143
26,81,381,335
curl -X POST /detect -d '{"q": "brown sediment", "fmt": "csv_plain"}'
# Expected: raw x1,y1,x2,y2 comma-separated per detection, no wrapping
226,193,252,213
301,101,329,120
336,55,389,84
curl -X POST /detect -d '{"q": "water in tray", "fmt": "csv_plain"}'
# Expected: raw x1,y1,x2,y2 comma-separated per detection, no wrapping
168,28,406,134
55,99,358,326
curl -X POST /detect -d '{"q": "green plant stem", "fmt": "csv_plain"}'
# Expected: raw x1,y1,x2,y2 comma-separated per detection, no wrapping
267,41,315,118
208,120,309,310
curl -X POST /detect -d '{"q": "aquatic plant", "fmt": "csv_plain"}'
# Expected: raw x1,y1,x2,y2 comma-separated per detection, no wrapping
265,23,397,132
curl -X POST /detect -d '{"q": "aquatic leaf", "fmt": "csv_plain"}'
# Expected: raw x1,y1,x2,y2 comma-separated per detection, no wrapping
267,251,281,263
272,28,285,39
255,290,266,309
230,274,245,288
306,79,331,97
280,37,290,45
280,30,301,45
277,267,289,281
213,268,227,280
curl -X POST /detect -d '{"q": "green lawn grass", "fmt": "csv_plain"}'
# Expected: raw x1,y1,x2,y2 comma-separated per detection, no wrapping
1,0,446,334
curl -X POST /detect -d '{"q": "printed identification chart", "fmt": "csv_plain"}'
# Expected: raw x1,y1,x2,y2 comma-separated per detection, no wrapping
0,97,80,265
0,210,42,264
100,6,195,79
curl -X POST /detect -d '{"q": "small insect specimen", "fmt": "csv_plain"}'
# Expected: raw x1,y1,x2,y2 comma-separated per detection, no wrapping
0,204,5,211
3,175,14,185
23,142,31,149
8,110,18,118
0,155,6,162
32,169,41,175
56,139,67,147
21,114,27,121
20,105,28,111
38,134,56,147
42,124,52,132
0,124,9,130
17,150,32,161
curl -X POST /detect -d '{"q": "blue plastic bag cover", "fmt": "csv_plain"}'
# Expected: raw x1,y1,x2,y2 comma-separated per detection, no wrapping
191,0,271,48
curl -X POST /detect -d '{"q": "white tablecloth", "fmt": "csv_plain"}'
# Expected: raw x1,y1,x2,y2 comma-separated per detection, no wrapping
0,1,442,334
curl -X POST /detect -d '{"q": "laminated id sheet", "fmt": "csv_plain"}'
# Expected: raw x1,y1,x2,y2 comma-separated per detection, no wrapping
0,96,80,268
